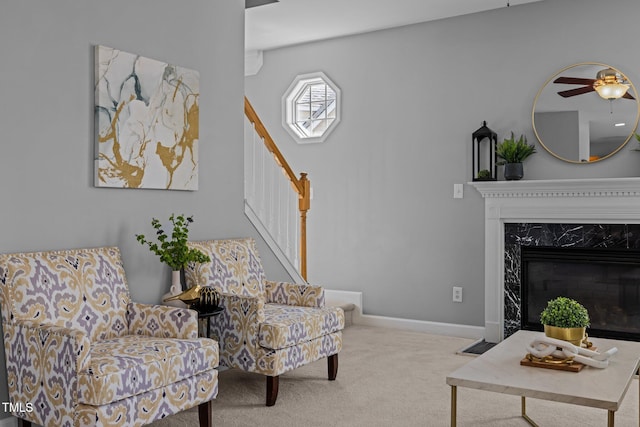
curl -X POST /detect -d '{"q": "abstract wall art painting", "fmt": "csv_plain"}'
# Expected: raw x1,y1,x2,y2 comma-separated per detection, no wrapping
94,45,200,190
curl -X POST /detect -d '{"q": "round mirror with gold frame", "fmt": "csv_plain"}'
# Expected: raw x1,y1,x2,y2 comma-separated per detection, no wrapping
532,62,640,163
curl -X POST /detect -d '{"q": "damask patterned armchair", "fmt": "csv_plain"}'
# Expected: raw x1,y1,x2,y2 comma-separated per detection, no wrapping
0,247,219,427
185,238,344,406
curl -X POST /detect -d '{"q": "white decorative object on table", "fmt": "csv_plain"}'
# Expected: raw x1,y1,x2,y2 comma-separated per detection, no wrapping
163,270,187,308
526,335,618,369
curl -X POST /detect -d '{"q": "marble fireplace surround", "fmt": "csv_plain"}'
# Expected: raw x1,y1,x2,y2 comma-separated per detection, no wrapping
470,177,640,343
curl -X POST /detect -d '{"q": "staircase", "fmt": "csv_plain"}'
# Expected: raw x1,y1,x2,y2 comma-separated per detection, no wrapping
244,97,309,284
244,97,356,326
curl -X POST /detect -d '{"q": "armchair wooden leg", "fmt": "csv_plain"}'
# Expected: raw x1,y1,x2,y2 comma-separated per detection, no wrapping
18,420,32,427
198,400,212,427
328,353,338,380
266,375,279,406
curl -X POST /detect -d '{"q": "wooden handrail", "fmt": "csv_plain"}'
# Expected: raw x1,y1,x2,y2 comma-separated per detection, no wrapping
244,96,310,280
244,97,303,195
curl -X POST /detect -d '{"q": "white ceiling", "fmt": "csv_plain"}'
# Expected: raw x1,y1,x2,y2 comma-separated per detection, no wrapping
245,0,544,52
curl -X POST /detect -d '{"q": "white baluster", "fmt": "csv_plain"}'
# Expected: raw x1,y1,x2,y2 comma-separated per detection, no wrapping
243,111,304,277
257,136,267,221
244,118,255,206
285,187,292,260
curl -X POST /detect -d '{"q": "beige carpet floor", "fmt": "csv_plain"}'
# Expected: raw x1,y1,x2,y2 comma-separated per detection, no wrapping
150,325,639,426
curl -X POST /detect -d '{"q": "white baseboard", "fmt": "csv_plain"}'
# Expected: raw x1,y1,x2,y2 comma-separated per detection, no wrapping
325,289,362,312
356,313,484,339
0,416,17,427
324,289,484,340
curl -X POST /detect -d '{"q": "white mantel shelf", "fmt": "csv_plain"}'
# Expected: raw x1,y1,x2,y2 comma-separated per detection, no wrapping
469,177,640,198
471,176,640,344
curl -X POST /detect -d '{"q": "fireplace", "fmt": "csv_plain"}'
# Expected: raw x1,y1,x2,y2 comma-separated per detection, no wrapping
470,177,640,343
520,246,640,341
503,222,640,340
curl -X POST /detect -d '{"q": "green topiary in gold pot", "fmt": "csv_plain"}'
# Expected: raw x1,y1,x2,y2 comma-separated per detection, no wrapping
540,296,590,346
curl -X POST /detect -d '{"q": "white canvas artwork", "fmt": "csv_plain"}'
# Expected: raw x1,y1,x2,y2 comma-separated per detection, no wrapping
94,45,199,190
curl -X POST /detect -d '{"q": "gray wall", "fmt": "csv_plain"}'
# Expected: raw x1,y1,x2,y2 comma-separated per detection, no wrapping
245,0,640,326
535,111,580,160
0,0,292,418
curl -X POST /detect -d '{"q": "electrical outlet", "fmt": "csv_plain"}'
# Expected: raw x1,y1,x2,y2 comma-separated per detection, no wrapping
453,286,463,303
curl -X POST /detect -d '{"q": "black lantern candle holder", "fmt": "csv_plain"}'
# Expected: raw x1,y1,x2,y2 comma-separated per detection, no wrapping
472,121,497,181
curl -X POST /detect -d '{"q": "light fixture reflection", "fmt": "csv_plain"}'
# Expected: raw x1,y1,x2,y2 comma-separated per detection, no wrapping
594,68,629,100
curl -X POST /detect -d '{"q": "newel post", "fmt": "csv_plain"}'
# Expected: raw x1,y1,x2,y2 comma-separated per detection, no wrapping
298,173,311,281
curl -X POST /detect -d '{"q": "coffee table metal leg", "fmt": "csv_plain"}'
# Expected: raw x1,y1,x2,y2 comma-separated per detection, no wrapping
521,397,539,427
452,390,620,426
451,385,456,427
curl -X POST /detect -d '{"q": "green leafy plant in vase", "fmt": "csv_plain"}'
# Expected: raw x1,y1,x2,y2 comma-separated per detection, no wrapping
540,296,590,346
496,132,536,180
136,214,210,306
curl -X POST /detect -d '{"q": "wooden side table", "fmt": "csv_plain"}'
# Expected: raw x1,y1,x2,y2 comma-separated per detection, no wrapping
197,306,224,338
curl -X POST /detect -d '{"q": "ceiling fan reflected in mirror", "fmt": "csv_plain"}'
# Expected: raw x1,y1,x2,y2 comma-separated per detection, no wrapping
554,67,634,100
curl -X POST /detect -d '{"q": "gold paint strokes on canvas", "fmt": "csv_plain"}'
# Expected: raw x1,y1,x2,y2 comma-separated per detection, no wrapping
98,96,146,188
95,45,200,190
155,97,199,188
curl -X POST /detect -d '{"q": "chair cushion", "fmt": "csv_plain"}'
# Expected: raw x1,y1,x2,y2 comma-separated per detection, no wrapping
77,335,218,406
258,304,344,350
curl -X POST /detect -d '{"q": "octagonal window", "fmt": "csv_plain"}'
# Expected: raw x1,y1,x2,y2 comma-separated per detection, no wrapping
282,72,341,144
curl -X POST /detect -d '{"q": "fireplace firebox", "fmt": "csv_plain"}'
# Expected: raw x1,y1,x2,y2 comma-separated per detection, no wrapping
521,246,640,341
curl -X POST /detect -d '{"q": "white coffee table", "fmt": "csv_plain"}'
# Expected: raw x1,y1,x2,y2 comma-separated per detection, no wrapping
446,330,640,426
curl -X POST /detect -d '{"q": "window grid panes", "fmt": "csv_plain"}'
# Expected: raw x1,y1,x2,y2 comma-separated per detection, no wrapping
283,72,340,144
294,83,336,138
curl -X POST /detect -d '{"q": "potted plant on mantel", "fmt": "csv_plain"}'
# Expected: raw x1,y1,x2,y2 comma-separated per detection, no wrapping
136,213,210,306
476,169,493,181
496,132,536,180
540,296,590,346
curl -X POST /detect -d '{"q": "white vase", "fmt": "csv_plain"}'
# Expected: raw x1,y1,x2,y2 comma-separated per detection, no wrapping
162,270,187,308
